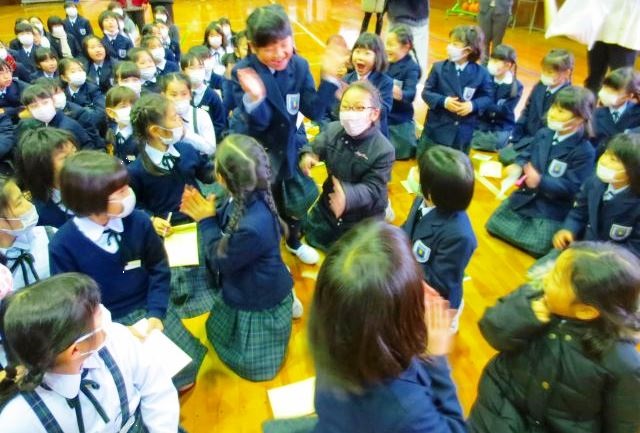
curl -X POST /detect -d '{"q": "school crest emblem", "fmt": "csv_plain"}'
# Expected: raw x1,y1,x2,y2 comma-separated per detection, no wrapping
412,240,431,263
610,224,632,241
286,93,300,116
462,86,476,101
118,49,127,59
80,29,86,36
548,159,567,178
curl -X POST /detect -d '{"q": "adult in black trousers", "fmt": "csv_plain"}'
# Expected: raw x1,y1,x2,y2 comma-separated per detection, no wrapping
477,0,513,56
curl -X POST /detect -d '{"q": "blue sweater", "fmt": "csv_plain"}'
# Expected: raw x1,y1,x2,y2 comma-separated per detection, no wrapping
49,210,171,320
128,141,215,222
199,192,293,311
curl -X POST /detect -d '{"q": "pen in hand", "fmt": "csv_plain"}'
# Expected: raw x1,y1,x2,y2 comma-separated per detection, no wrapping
163,212,173,237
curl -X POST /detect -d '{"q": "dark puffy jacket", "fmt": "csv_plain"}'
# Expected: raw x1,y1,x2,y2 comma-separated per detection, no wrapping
468,285,640,433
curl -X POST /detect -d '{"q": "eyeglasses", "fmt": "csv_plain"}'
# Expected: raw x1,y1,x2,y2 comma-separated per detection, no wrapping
340,106,375,112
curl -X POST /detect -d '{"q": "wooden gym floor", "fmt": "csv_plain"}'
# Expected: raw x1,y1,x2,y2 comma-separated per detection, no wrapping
0,1,628,432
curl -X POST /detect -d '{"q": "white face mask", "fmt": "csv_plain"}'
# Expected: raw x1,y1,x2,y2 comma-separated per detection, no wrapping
158,125,183,146
160,28,169,40
150,47,165,62
113,106,131,126
540,73,556,87
174,99,191,116
155,14,167,23
487,61,501,76
30,101,57,124
208,35,222,49
51,26,66,38
69,70,87,87
121,81,142,96
107,187,136,218
596,163,624,184
547,119,569,132
446,44,466,62
66,7,78,19
598,89,622,108
187,69,206,86
53,92,67,109
39,37,50,49
0,205,39,236
76,305,112,358
339,110,372,137
18,33,34,47
0,48,7,60
139,67,157,82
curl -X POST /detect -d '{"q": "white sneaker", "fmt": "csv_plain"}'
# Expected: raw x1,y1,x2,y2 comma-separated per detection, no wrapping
286,243,319,265
385,201,395,222
292,295,304,319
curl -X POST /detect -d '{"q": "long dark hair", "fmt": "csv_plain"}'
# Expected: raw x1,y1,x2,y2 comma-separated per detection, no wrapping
490,44,519,98
309,220,427,391
552,85,596,137
214,134,286,256
0,273,100,405
130,93,173,176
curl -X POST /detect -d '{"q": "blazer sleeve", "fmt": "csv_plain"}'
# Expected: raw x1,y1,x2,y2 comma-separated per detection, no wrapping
194,151,215,184
471,68,494,113
378,74,394,116
422,64,446,109
478,285,551,352
538,144,595,201
490,82,523,122
341,144,394,212
424,231,475,303
511,86,539,142
0,114,15,159
561,179,590,236
231,66,273,132
141,218,171,319
400,63,420,104
299,69,339,122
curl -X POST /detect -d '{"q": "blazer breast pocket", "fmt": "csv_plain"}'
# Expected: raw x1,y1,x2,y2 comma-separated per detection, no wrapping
548,159,568,178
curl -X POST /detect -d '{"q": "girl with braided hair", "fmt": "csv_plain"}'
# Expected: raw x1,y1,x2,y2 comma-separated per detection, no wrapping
180,134,294,382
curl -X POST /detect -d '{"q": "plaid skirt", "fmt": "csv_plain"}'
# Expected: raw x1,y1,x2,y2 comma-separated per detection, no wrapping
206,291,293,382
116,307,207,389
389,121,416,160
262,417,319,433
486,201,561,258
170,264,215,319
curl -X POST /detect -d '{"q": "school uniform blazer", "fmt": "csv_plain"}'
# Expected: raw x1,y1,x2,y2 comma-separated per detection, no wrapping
127,141,215,220
17,111,95,150
562,176,640,257
344,70,394,137
8,50,32,83
310,122,395,223
313,356,466,433
65,82,105,110
231,53,338,178
102,34,134,61
84,58,116,94
110,124,139,164
0,79,27,122
478,79,523,132
50,210,171,320
479,0,514,14
63,101,106,149
34,198,71,228
199,193,293,311
422,60,494,147
63,15,94,42
387,55,421,125
509,128,596,221
28,70,58,83
194,86,227,143
13,47,38,75
593,103,640,152
0,113,15,160
156,60,179,76
511,81,569,143
402,199,477,306
49,34,82,59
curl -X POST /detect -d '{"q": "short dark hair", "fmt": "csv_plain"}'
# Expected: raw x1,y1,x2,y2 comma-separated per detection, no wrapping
246,5,292,48
32,77,63,94
140,23,156,37
98,10,119,30
15,127,77,202
14,22,34,35
0,60,13,75
58,58,84,77
187,45,210,62
21,84,53,106
0,273,100,404
602,67,640,101
204,21,228,49
419,145,474,211
552,85,595,137
114,61,141,81
352,32,389,73
81,35,108,61
159,72,190,93
180,52,202,70
46,15,65,32
64,1,77,9
34,47,57,66
449,25,484,63
490,44,519,97
309,220,427,390
127,47,152,63
541,48,574,73
605,133,640,195
140,35,162,49
60,150,128,216
106,85,137,108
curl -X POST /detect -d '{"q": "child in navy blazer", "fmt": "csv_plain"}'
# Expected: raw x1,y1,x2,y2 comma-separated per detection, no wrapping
402,145,477,320
500,49,573,164
231,4,344,265
46,16,82,59
0,60,27,124
142,35,179,78
471,44,523,152
181,135,294,382
59,58,105,111
594,67,640,155
63,1,94,42
105,85,139,164
82,36,116,95
420,25,494,155
30,47,59,82
129,48,161,94
300,220,466,433
12,22,38,75
99,11,133,62
531,133,640,273
49,150,206,390
385,25,421,159
15,127,76,228
487,86,596,257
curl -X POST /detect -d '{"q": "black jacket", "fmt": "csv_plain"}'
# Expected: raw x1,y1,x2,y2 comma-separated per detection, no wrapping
386,0,429,25
469,285,640,433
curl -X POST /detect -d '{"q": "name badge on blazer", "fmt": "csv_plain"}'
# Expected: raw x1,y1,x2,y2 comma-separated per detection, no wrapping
80,28,86,36
286,93,300,116
412,240,431,263
610,224,632,241
548,159,567,178
118,49,127,59
124,259,142,271
463,87,476,101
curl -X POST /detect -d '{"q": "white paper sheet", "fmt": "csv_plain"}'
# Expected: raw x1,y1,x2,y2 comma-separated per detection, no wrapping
268,377,316,419
132,319,192,378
